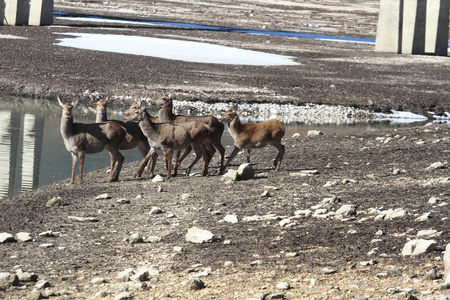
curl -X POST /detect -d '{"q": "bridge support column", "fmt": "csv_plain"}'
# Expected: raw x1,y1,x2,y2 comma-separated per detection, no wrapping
375,0,449,56
29,0,53,25
4,0,29,25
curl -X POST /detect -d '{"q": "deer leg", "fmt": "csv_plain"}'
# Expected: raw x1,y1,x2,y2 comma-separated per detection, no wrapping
185,143,203,176
113,152,125,181
210,139,225,175
200,143,210,176
274,143,285,171
164,148,174,179
70,153,78,185
78,152,85,184
221,146,241,174
173,150,182,177
136,148,156,178
246,149,251,163
177,145,192,167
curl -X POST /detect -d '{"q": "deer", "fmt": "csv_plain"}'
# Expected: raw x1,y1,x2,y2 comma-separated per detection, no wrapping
93,96,151,160
150,93,226,174
123,99,211,179
219,103,285,173
58,97,126,184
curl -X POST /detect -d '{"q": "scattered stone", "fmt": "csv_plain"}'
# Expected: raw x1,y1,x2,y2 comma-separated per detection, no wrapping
174,246,184,252
130,270,149,282
265,293,286,299
396,292,419,300
186,278,205,290
323,181,338,188
242,215,264,222
39,230,57,237
117,198,130,204
375,230,384,236
422,268,441,281
35,280,51,289
279,218,297,227
15,232,32,242
264,186,280,192
46,197,62,207
417,229,442,238
294,209,312,218
375,208,407,221
285,252,298,258
114,292,131,300
292,132,301,138
149,206,163,215
0,232,15,243
116,269,134,282
16,270,38,282
260,190,271,197
91,277,107,285
39,243,54,248
307,130,323,137
147,236,162,243
28,289,43,300
224,261,234,268
444,244,450,284
221,169,238,183
129,233,144,244
96,291,112,298
186,226,214,244
95,193,111,200
223,214,238,224
0,272,19,287
67,216,99,222
415,212,431,222
335,204,357,218
276,282,290,291
157,185,163,193
401,239,437,256
322,267,337,274
238,163,254,180
426,161,448,170
180,193,190,200
152,174,164,182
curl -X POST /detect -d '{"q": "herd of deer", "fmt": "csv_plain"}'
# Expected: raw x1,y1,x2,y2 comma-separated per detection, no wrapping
58,94,286,184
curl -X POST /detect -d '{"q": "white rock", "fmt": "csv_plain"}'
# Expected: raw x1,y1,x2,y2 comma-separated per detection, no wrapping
46,197,62,207
0,232,15,243
15,232,32,242
443,244,450,284
307,130,324,137
68,216,99,222
0,272,19,287
130,270,149,282
114,292,131,300
117,198,130,204
95,193,111,200
294,209,312,217
336,204,357,217
323,181,338,188
237,163,254,180
116,269,134,282
149,206,163,215
416,229,442,238
415,212,431,222
91,277,107,285
279,219,297,227
276,282,290,291
426,161,448,170
223,214,238,224
152,174,164,182
401,239,437,256
292,132,301,138
186,226,214,244
221,169,238,183
242,215,264,222
428,196,440,204
129,233,143,244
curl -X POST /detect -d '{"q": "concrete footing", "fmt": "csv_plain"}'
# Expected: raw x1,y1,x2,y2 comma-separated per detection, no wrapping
376,0,449,56
2,0,54,26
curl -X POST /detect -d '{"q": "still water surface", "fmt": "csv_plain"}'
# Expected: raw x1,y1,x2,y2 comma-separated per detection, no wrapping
0,96,420,200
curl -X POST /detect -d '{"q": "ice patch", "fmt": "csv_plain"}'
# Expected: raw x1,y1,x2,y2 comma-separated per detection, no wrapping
53,32,300,66
374,110,428,124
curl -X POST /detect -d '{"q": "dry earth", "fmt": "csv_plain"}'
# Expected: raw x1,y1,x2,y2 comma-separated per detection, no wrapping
1,1,450,300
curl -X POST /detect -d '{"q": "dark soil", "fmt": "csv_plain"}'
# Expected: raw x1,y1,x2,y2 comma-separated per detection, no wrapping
0,1,450,299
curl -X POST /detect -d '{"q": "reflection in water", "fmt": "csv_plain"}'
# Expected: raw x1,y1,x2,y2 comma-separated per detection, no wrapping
0,111,12,199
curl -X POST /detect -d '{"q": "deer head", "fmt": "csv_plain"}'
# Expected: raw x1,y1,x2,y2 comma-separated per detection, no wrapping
219,103,238,124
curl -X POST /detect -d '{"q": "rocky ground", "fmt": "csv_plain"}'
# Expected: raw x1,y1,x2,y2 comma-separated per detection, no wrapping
1,1,450,300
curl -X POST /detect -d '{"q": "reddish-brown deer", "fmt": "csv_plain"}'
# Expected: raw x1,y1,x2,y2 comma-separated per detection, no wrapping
150,93,225,174
58,97,126,184
93,97,151,159
219,103,285,173
123,100,210,179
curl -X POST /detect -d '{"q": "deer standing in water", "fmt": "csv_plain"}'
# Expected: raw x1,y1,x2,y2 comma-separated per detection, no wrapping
93,97,151,159
219,103,285,173
123,100,210,179
150,93,225,174
58,97,126,184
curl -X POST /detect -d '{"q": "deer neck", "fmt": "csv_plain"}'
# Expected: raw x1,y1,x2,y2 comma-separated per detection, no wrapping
96,109,107,122
60,114,75,140
139,109,159,141
227,115,242,140
158,100,176,123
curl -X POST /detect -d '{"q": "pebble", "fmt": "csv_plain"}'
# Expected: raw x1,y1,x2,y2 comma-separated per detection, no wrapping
152,174,164,182
223,214,239,224
186,278,205,290
15,232,32,242
95,193,111,200
185,226,214,244
46,197,62,207
276,282,290,291
0,232,15,243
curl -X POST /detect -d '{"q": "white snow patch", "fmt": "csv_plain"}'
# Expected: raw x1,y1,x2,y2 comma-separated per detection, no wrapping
374,110,428,124
53,32,301,66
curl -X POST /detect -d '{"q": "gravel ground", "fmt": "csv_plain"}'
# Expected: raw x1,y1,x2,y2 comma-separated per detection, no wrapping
0,1,450,300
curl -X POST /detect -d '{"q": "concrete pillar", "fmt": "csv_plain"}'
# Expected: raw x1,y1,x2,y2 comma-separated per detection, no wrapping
375,0,403,53
1,0,5,25
376,0,449,56
29,0,54,26
4,0,29,25
425,0,449,55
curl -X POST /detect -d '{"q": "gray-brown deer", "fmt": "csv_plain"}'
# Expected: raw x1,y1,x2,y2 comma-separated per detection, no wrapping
58,97,126,184
93,97,151,160
123,100,210,179
150,93,225,174
219,103,285,173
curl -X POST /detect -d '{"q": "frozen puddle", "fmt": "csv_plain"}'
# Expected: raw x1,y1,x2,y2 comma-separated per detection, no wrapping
54,32,300,66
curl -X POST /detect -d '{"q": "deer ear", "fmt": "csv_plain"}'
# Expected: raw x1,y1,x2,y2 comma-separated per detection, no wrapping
72,99,79,107
105,96,109,102
57,97,65,107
